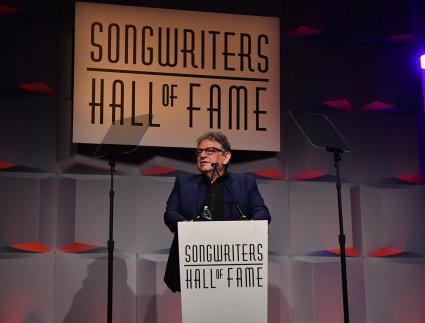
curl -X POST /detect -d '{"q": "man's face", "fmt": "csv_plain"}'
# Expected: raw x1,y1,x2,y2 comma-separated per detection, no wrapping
196,139,231,177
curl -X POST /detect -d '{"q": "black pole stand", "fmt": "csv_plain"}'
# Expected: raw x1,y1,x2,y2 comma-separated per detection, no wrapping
288,109,352,322
107,156,116,323
326,146,349,323
92,115,150,323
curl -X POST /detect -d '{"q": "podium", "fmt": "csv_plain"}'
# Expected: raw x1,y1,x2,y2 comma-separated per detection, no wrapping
178,220,268,323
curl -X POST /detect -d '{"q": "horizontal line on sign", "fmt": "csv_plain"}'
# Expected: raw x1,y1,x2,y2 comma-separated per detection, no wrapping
87,67,269,82
184,263,264,267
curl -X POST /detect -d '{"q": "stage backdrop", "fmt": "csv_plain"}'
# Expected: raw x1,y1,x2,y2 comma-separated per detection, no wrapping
73,2,280,151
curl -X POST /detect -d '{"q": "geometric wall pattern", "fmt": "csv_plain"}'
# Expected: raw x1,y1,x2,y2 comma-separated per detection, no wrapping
2,0,425,322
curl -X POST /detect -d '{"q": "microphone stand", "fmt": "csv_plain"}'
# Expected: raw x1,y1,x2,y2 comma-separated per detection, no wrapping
195,164,216,221
326,146,349,323
195,163,220,221
210,163,219,183
212,163,247,220
233,200,247,220
107,154,116,323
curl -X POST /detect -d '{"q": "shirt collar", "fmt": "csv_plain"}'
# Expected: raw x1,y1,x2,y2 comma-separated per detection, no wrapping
201,171,228,184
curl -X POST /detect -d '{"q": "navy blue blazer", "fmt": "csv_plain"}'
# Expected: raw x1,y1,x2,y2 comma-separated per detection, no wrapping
163,172,271,292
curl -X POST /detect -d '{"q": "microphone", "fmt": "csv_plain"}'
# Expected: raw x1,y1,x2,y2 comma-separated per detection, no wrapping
196,163,218,220
223,182,247,220
211,165,247,220
210,163,219,183
233,199,247,220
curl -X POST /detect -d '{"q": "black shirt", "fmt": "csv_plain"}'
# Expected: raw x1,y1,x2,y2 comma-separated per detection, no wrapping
203,174,225,221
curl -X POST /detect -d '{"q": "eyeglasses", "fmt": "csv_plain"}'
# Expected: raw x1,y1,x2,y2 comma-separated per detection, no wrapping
195,147,223,156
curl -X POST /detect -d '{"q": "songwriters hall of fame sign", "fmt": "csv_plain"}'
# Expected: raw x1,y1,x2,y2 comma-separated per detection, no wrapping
178,220,268,323
73,2,280,151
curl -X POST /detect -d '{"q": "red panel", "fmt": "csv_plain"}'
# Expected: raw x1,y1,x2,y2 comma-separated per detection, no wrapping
361,100,395,112
322,99,352,111
142,165,176,176
390,33,414,42
0,5,21,14
291,170,327,181
253,168,285,180
286,25,321,37
394,173,424,185
0,161,16,169
62,162,110,172
328,246,360,257
367,247,404,257
60,242,102,253
17,82,55,95
10,242,51,253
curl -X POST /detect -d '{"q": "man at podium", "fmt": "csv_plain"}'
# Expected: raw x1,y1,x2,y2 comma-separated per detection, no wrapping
164,131,271,292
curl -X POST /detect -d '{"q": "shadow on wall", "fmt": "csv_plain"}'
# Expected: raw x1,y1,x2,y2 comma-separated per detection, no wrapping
63,257,135,323
268,283,291,323
140,295,157,323
23,312,42,323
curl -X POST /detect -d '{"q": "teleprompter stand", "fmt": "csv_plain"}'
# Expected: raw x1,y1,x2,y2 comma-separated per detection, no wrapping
289,110,352,323
94,115,149,323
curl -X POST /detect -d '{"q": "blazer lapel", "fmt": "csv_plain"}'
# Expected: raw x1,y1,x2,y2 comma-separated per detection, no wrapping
193,175,207,216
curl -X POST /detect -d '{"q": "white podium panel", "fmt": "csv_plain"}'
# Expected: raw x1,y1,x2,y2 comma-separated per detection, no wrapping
178,220,268,323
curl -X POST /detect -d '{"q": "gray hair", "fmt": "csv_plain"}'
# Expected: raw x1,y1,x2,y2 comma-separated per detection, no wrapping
196,131,231,152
